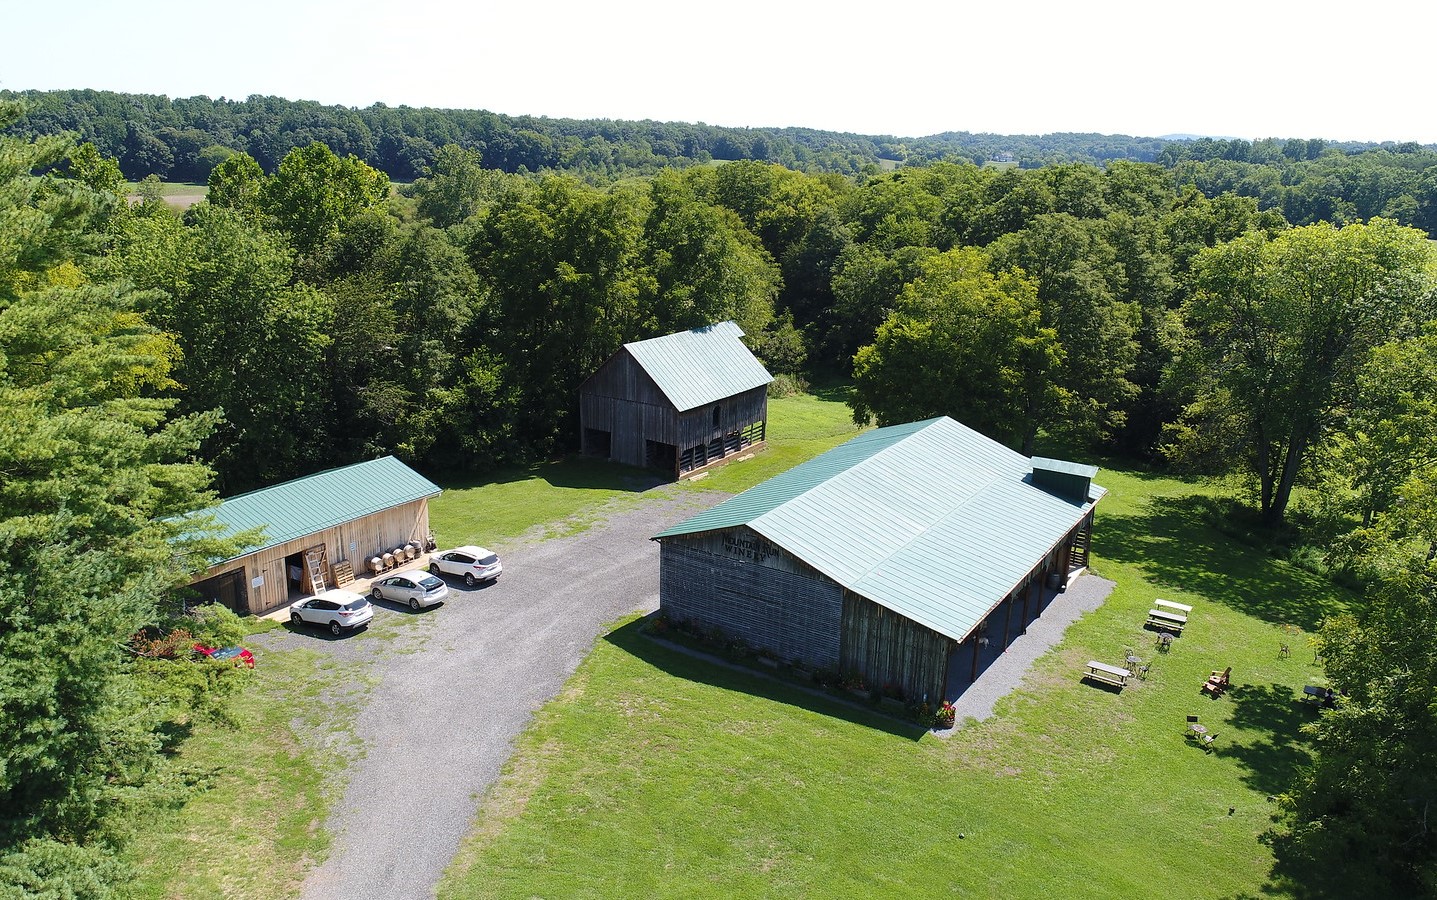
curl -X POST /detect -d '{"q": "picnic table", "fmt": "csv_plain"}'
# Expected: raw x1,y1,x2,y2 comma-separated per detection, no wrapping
1303,685,1336,707
1146,608,1187,634
1083,660,1131,688
1155,598,1193,614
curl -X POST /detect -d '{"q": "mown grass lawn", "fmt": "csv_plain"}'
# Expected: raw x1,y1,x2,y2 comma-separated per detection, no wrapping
437,463,1350,897
426,386,864,549
119,636,353,899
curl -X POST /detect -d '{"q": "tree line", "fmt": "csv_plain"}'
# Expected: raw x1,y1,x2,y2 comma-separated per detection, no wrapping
3,95,1437,894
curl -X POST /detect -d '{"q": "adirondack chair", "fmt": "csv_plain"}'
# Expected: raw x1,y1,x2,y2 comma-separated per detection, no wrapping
1202,667,1232,696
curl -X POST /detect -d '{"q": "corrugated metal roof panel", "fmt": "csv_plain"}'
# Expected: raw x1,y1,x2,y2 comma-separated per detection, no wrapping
204,457,441,561
651,420,932,538
623,321,773,412
656,417,1103,643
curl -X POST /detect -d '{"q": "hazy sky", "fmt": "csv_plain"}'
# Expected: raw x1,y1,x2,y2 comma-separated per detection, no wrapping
6,0,1431,143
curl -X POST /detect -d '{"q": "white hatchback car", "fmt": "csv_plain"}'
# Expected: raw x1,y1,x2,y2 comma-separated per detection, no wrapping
370,571,449,610
429,545,502,586
289,589,374,635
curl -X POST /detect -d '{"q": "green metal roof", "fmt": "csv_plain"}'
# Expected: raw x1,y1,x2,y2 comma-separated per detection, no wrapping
655,417,1104,643
204,457,441,562
624,321,773,412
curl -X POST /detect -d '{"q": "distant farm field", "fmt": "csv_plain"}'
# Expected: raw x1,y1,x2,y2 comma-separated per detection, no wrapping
125,181,207,208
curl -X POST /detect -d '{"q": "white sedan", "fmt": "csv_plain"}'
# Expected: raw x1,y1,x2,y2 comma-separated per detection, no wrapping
370,571,449,610
429,545,502,586
289,589,374,635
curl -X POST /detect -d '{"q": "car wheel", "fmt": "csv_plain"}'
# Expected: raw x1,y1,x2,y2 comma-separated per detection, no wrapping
464,572,476,587
372,587,384,601
409,597,420,611
329,620,341,636
429,563,441,575
290,611,302,626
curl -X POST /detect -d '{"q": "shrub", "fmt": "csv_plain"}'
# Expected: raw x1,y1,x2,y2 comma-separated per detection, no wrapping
767,372,809,398
182,603,247,648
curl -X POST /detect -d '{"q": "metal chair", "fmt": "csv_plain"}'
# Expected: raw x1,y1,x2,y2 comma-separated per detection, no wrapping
1201,732,1218,752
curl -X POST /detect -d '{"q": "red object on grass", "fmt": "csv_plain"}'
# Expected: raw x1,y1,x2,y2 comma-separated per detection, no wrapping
193,643,256,668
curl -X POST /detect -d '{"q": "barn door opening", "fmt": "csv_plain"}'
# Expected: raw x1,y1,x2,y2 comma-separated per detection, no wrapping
646,439,677,474
186,568,248,615
583,427,611,458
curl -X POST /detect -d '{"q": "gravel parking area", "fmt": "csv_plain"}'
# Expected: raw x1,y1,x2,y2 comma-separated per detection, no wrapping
259,490,722,900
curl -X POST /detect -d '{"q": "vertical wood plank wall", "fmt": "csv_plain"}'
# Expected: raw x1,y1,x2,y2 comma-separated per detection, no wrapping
658,528,842,669
660,511,1100,705
198,498,432,615
840,593,952,702
579,350,768,473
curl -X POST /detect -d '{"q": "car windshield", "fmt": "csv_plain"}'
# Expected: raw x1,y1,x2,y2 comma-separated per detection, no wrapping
478,553,499,566
418,575,444,589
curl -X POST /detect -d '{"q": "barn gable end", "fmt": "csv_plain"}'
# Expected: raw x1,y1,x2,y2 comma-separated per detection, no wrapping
579,321,773,478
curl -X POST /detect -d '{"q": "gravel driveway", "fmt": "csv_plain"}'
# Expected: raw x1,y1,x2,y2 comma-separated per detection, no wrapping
261,490,722,900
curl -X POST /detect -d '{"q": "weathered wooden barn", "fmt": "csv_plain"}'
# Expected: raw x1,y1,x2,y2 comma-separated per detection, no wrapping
185,456,441,616
579,321,772,478
653,417,1104,703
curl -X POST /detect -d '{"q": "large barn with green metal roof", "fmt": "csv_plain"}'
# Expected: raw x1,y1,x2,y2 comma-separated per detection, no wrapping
579,321,772,478
185,456,441,616
653,416,1104,703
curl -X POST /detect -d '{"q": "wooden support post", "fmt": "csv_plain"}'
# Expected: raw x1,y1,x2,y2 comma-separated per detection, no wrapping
970,634,980,683
1001,596,1013,648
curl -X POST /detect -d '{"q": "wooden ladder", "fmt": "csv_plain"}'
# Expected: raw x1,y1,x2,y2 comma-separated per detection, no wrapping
304,546,328,594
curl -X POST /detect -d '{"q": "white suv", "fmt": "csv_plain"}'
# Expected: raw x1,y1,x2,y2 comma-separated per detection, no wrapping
290,589,374,635
429,545,502,586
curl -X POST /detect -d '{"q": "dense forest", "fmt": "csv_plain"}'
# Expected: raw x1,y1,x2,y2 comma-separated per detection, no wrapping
3,90,1437,896
10,88,1437,241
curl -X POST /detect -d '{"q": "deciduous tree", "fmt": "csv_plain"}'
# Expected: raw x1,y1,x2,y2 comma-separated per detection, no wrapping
850,248,1064,451
1167,220,1437,526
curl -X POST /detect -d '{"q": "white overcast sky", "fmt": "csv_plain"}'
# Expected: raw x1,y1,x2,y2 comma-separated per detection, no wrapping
5,0,1431,144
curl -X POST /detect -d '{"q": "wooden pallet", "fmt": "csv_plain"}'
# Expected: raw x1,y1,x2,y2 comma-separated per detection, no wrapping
331,560,355,586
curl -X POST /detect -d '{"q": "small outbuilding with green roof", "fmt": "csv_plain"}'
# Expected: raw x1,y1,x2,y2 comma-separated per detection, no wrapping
579,321,772,478
185,456,442,616
653,416,1103,703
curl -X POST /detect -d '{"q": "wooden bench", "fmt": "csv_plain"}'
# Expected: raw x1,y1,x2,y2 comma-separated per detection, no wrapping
1083,660,1131,688
1146,608,1187,634
1155,598,1193,614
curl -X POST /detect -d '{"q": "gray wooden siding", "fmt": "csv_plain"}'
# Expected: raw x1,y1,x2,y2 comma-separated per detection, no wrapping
579,348,768,472
840,592,952,702
658,529,842,670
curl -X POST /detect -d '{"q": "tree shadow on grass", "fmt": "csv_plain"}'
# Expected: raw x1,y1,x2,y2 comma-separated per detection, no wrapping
602,618,929,742
1213,682,1316,797
433,455,667,495
1098,494,1350,631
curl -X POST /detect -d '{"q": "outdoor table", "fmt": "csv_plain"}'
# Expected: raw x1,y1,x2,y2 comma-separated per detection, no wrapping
1083,660,1131,688
1155,598,1193,614
1146,608,1187,633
